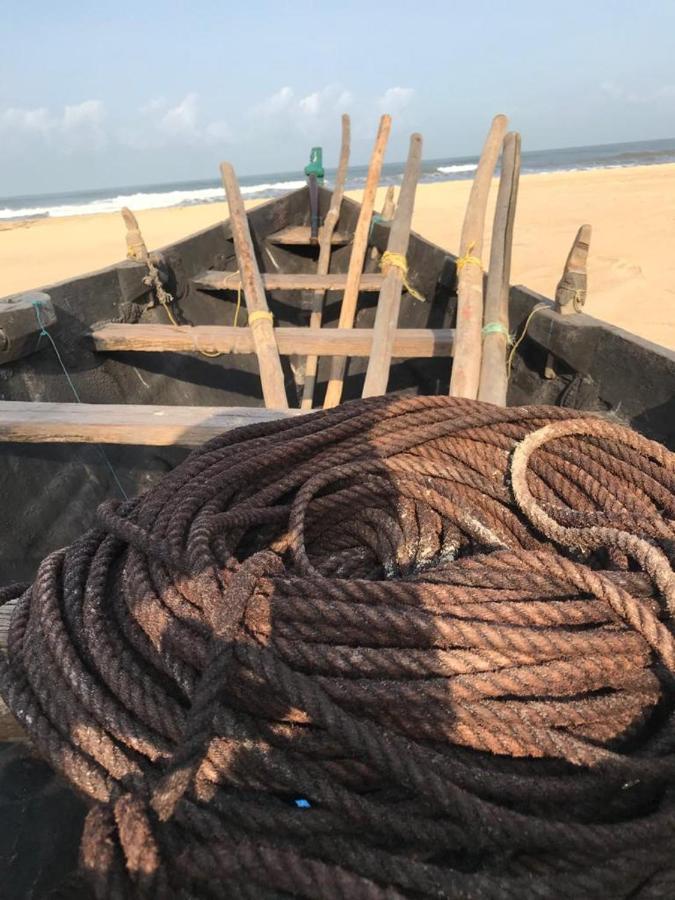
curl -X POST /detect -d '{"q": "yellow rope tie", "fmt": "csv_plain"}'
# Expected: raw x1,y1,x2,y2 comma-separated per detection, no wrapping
455,241,483,275
380,252,426,302
220,270,243,327
248,310,274,326
506,303,549,378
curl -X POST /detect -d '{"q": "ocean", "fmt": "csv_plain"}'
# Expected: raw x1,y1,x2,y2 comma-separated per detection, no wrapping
1,137,674,222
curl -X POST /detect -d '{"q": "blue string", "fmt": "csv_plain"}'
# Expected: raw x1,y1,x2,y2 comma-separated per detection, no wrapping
33,302,129,501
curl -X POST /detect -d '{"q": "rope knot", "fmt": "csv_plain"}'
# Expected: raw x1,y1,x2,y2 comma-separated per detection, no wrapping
455,241,483,274
380,251,426,302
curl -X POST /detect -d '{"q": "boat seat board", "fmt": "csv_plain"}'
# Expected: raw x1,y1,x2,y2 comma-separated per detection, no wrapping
91,324,456,358
0,403,299,446
194,271,384,292
267,225,351,246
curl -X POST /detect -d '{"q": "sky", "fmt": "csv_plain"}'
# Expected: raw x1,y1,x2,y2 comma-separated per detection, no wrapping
1,0,675,196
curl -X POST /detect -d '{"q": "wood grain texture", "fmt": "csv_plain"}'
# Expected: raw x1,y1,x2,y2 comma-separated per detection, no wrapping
324,114,392,407
449,114,508,400
220,162,288,409
362,133,424,398
92,323,455,358
194,271,384,293
267,225,351,246
478,132,521,406
302,114,351,410
0,403,300,445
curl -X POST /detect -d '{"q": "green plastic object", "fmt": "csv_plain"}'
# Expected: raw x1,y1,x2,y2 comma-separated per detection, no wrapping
304,147,324,182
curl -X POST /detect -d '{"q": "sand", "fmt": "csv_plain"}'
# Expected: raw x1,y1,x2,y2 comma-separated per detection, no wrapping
1,163,674,349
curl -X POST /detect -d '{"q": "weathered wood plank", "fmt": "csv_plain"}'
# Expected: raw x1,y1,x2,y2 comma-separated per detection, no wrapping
478,132,521,406
362,133,423,398
220,162,288,409
324,114,392,407
0,292,56,365
0,403,300,446
302,113,352,410
267,225,351,246
194,271,384,293
450,114,508,400
92,324,455,358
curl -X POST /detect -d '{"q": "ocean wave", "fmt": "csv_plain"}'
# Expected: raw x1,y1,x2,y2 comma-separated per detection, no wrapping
0,180,306,221
436,163,478,174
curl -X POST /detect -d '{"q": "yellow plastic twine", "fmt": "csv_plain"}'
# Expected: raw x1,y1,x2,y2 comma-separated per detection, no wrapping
248,310,274,326
380,252,426,302
455,241,483,275
506,303,549,377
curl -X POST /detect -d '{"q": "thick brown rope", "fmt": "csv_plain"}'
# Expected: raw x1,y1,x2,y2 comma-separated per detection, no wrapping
1,395,674,899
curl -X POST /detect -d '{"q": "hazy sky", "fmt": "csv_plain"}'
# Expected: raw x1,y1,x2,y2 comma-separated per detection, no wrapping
2,0,674,196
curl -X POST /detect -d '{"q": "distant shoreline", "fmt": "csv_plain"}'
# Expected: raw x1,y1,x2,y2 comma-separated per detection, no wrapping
2,136,675,223
1,163,674,352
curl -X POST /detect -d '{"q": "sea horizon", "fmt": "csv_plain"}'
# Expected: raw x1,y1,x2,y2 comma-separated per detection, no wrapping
1,135,674,222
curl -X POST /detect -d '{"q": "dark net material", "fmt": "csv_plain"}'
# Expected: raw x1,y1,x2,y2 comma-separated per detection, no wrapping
1,395,674,899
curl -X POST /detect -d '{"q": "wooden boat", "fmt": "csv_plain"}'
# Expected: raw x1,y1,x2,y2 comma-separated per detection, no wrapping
0,145,674,895
0,183,673,587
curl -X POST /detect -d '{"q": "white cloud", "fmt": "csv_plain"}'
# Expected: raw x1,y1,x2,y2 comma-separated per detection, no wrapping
160,93,198,136
1,106,53,133
378,86,414,114
63,100,104,129
252,86,294,117
299,92,321,116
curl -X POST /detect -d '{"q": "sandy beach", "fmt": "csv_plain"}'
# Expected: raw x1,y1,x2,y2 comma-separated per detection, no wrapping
1,163,674,349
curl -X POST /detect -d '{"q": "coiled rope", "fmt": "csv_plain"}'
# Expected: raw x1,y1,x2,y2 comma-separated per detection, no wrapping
1,395,674,899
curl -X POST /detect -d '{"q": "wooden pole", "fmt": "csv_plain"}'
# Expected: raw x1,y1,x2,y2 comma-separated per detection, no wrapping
544,224,592,378
301,114,351,410
121,207,149,261
477,132,521,406
362,133,423,397
220,162,288,409
370,185,396,261
323,114,392,408
449,114,508,399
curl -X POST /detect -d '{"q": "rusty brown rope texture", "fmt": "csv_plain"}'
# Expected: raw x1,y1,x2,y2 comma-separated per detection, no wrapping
1,395,674,899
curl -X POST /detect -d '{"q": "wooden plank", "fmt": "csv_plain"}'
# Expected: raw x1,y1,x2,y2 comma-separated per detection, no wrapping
194,271,384,293
0,291,56,365
220,162,288,409
324,114,392,408
362,134,423,398
92,323,455,358
267,225,351,246
1,599,27,740
449,114,508,400
302,114,351,410
0,403,300,446
478,132,521,406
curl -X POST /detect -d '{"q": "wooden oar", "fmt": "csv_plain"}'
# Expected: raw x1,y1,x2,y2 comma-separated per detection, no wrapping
477,132,521,406
220,162,288,409
323,114,392,408
449,114,508,399
301,114,351,410
362,133,423,397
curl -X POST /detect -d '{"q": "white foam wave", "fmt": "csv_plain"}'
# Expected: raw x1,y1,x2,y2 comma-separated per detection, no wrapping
436,163,478,175
0,179,306,220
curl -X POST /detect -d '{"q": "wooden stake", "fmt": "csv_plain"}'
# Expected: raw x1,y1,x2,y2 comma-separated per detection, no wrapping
544,224,591,378
362,134,423,397
449,114,508,399
301,114,351,410
477,132,521,406
370,185,396,261
220,162,288,409
323,114,392,408
121,207,149,261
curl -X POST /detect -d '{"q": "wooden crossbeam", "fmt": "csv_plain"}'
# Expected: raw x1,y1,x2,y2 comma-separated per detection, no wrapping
267,225,351,246
0,403,300,446
92,324,455,358
194,271,384,293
